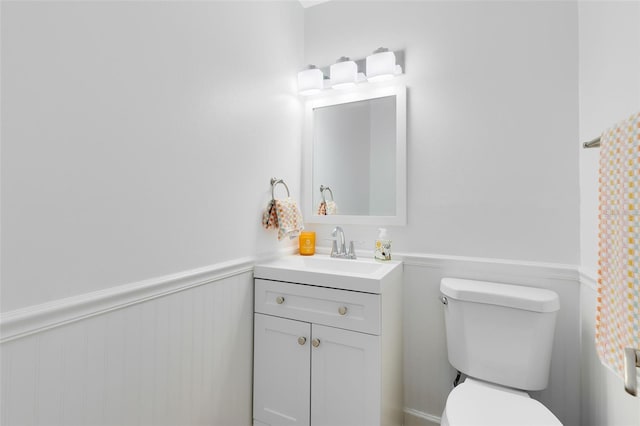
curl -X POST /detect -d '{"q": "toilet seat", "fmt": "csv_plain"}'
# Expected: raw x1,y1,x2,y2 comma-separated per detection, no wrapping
442,378,562,426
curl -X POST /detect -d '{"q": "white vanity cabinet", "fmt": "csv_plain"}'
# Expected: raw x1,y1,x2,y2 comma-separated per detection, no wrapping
252,258,403,426
253,313,311,426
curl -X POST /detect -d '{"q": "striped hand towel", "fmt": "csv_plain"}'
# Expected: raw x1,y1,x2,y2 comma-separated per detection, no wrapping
275,198,304,241
317,201,327,215
596,111,640,379
325,200,337,215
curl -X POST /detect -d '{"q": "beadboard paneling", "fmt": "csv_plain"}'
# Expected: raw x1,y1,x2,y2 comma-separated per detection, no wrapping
0,271,253,426
579,270,640,426
2,252,584,426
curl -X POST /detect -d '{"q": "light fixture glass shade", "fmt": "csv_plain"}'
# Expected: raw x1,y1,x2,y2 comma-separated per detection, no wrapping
366,50,400,82
298,67,324,95
330,58,357,89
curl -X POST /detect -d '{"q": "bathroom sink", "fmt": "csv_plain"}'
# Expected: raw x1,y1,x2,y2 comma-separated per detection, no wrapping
254,254,402,294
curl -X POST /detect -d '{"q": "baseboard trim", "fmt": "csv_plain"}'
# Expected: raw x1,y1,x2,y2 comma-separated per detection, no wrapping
404,407,441,426
0,257,255,343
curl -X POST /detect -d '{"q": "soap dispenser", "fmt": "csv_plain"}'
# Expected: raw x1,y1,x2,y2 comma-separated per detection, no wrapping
374,228,392,261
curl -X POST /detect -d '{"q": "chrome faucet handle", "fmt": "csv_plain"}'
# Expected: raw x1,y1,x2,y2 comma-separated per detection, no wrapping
347,241,357,259
330,240,339,257
331,226,346,255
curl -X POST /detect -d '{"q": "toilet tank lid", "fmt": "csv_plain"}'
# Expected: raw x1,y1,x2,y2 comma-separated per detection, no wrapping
440,278,560,313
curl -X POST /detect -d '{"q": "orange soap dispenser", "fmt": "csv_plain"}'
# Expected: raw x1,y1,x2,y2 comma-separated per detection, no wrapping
299,231,316,256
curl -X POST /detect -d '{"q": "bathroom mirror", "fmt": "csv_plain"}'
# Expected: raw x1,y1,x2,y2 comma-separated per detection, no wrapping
303,84,406,225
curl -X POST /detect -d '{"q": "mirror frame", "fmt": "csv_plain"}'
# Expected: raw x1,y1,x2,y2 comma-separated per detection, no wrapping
303,83,407,225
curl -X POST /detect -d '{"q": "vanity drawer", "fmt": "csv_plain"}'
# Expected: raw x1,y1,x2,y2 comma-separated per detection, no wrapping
255,279,381,335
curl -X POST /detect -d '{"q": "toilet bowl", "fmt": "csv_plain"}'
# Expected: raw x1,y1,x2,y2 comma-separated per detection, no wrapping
440,378,562,426
440,278,563,426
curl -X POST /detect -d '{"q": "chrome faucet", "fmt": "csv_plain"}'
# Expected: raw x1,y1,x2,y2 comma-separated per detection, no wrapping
331,226,357,259
332,226,346,254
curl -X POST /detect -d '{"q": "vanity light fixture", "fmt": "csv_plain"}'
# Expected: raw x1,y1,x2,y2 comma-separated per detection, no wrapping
366,48,403,82
298,49,403,95
298,65,325,96
330,57,366,90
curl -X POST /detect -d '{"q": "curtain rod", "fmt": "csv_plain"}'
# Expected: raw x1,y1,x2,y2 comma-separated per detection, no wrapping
583,136,601,149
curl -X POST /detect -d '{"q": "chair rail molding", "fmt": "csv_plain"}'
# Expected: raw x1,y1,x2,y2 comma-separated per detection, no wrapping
578,268,598,291
0,257,255,343
396,251,579,283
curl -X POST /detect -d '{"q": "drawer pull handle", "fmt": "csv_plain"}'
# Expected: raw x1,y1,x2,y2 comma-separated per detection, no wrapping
338,306,348,316
276,296,285,304
312,338,321,348
298,336,307,346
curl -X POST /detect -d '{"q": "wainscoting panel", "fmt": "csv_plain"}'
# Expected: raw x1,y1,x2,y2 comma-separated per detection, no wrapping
2,252,584,426
1,269,254,426
579,270,640,426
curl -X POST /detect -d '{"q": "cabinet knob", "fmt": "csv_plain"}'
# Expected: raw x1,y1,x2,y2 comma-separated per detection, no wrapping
312,338,321,348
338,306,348,316
276,296,285,304
298,336,307,346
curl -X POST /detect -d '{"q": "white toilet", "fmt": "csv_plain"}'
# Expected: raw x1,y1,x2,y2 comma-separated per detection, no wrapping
440,278,563,426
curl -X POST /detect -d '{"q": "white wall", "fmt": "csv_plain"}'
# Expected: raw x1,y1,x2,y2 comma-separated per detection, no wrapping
578,1,640,276
1,2,303,425
305,2,581,425
304,0,580,264
1,1,303,312
578,2,640,425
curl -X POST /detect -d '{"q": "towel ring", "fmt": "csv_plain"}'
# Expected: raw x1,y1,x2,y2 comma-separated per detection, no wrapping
271,178,290,201
320,185,334,203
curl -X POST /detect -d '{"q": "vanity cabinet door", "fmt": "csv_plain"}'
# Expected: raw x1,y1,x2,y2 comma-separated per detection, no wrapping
253,313,311,426
310,324,380,426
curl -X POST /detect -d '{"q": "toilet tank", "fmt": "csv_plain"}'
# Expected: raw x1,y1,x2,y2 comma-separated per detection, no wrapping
440,278,560,391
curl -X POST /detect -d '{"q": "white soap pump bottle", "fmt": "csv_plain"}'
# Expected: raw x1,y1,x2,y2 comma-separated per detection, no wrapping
374,228,392,261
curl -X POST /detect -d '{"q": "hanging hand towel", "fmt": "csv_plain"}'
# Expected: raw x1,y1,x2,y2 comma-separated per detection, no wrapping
262,200,277,230
275,197,304,240
325,200,337,215
317,201,327,215
596,111,640,379
316,201,337,215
